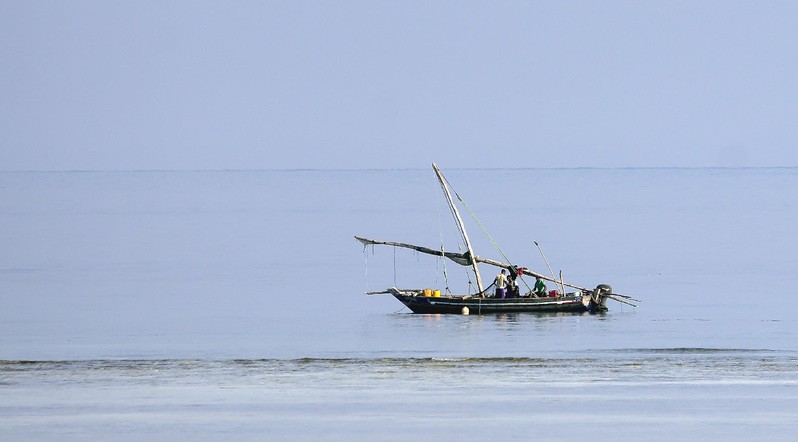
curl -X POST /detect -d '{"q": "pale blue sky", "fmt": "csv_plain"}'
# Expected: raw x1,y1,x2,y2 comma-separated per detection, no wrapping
2,1,797,170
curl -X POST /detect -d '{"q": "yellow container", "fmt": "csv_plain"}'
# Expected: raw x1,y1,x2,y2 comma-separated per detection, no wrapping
433,290,441,297
423,289,432,297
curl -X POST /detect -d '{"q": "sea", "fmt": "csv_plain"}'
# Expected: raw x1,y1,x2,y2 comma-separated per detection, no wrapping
2,167,797,441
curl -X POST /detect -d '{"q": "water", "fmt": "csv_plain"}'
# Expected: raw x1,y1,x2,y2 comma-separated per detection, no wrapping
2,168,798,440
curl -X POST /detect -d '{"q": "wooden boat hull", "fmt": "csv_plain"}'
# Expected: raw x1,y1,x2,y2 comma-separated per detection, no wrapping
392,292,606,315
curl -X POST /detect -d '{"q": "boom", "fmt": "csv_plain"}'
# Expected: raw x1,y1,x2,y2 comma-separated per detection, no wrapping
355,235,589,292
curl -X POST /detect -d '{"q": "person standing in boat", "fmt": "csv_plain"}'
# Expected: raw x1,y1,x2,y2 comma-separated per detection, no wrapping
533,276,547,297
494,269,508,299
507,274,519,298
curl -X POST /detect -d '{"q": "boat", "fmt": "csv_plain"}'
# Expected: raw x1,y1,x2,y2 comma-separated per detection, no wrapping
356,164,639,315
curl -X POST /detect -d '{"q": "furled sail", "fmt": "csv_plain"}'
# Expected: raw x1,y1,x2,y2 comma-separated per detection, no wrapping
355,235,588,291
355,236,472,266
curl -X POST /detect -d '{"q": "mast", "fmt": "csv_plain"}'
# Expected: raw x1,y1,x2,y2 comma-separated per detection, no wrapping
432,163,484,293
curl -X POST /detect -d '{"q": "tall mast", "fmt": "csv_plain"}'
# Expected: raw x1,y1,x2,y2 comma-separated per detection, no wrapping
432,163,484,293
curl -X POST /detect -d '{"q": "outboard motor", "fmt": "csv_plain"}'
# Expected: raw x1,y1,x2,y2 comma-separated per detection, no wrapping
595,284,612,294
592,284,612,311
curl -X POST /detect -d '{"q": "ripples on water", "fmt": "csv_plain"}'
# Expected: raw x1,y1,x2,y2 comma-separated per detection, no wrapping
4,349,798,441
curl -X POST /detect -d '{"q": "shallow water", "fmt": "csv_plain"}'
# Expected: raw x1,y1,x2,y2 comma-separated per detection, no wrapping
3,351,798,441
2,168,798,439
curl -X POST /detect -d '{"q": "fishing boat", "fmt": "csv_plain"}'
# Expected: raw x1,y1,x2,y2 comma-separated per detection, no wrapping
356,164,639,315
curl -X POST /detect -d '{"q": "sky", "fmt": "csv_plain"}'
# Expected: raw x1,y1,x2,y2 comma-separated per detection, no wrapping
2,0,797,171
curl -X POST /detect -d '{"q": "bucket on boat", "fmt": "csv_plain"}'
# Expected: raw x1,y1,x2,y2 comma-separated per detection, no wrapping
433,290,441,297
549,290,558,297
423,289,432,297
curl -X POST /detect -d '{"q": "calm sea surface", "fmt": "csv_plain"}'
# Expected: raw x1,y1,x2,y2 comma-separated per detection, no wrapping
2,168,798,440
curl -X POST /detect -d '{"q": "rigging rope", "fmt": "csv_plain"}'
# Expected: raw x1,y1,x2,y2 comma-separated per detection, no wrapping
363,244,369,292
436,172,464,244
433,168,453,294
441,245,451,294
458,244,474,294
440,173,533,293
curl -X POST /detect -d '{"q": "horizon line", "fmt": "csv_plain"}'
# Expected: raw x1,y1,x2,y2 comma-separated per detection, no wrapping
1,165,798,173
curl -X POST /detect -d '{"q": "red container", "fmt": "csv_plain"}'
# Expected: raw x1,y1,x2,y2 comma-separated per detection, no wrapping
549,290,558,297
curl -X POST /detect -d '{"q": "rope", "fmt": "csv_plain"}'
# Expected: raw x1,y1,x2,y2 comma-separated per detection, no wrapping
363,244,369,292
429,171,457,295
476,281,496,297
433,171,448,292
393,247,397,287
440,174,533,293
441,245,451,294
436,173,461,235
455,189,509,262
458,243,475,294
438,171,482,294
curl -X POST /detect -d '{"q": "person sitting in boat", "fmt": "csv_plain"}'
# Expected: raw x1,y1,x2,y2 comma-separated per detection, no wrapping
533,276,547,297
494,269,508,299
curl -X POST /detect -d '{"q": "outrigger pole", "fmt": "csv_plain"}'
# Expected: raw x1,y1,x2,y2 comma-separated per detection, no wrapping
432,163,484,293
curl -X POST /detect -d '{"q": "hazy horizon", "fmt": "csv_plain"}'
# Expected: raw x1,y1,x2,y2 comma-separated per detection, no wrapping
4,165,798,173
